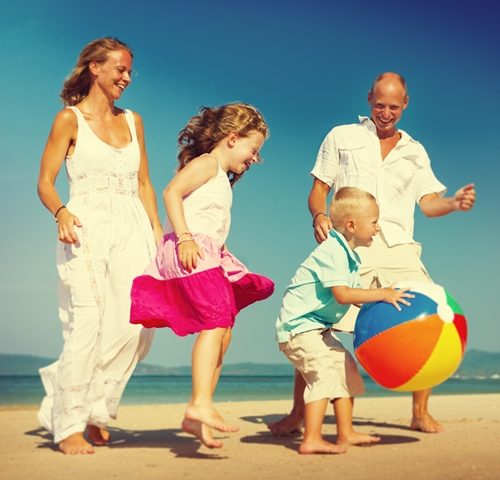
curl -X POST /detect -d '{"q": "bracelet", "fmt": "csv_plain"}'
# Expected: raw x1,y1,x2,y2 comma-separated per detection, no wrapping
54,205,67,221
176,231,192,240
312,212,327,227
176,238,194,246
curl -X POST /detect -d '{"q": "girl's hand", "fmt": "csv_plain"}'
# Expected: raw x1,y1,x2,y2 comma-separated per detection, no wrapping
57,208,82,244
178,239,204,272
380,287,414,311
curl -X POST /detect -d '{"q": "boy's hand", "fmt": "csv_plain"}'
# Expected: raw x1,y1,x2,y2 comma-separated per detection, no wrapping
178,240,204,272
380,287,414,311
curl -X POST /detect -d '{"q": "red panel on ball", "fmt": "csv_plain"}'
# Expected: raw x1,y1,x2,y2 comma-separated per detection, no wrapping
453,314,468,353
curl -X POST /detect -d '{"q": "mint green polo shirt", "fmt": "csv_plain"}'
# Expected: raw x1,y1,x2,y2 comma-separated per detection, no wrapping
275,229,361,343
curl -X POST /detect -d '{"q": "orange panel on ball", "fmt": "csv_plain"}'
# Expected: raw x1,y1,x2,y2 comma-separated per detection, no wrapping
395,320,464,391
356,314,444,388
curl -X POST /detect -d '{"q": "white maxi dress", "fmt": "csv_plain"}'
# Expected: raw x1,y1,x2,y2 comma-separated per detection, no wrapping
38,106,156,442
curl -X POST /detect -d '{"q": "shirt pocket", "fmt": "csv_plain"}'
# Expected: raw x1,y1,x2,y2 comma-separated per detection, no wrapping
337,145,373,184
384,155,424,194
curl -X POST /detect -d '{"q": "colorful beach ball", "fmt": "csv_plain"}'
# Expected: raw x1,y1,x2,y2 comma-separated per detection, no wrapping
353,282,467,391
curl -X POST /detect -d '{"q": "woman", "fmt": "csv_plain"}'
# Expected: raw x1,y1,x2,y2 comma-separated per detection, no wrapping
37,37,162,455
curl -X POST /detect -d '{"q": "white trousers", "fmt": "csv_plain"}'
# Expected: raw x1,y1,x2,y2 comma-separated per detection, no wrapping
38,198,155,443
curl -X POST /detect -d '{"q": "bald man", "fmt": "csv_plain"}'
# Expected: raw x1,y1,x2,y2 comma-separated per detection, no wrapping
270,72,475,435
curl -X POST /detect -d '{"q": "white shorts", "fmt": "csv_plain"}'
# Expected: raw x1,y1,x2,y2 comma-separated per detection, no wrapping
279,329,365,404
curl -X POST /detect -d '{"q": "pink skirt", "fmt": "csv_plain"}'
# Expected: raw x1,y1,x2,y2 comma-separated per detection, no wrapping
130,233,274,336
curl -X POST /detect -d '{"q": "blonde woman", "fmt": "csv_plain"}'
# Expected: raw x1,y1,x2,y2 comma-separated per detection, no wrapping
37,37,162,454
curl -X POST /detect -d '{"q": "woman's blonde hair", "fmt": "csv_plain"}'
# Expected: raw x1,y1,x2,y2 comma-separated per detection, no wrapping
60,37,133,106
177,103,269,185
330,187,377,233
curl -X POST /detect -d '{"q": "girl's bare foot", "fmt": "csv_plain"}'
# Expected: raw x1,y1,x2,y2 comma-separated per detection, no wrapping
337,431,381,446
298,438,347,455
58,432,95,455
268,414,303,436
185,405,238,433
87,425,111,446
181,418,223,448
410,413,444,433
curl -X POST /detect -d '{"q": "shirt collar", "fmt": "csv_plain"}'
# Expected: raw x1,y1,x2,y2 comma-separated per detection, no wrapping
328,228,361,272
358,115,412,147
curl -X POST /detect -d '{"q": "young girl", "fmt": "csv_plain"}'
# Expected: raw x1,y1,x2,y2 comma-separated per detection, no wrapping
130,103,275,448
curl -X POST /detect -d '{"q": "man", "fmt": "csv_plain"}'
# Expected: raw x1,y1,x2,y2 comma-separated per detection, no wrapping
270,72,475,434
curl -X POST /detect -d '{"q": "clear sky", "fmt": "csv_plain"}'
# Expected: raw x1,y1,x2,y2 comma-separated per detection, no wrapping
1,0,499,367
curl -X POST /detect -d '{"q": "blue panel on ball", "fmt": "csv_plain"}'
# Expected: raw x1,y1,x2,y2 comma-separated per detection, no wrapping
353,292,438,349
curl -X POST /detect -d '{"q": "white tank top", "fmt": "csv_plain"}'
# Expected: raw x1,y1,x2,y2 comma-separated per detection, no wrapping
65,106,141,198
165,164,233,247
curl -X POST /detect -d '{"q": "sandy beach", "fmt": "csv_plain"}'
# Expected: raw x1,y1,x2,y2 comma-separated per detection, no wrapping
1,394,499,480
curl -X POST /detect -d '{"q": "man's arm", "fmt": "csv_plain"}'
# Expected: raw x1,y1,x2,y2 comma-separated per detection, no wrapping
419,183,475,217
308,178,332,243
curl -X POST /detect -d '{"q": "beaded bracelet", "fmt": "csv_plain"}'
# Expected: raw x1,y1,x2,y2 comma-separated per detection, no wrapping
54,205,67,222
176,237,194,246
312,212,327,227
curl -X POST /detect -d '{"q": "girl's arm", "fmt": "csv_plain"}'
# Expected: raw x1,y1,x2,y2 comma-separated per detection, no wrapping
163,154,219,271
134,112,163,244
37,109,82,244
332,285,413,311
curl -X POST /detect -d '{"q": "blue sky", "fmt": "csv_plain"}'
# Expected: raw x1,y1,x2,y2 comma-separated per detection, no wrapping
1,0,499,367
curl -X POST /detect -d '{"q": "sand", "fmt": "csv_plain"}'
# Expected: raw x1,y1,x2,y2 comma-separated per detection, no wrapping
1,394,499,480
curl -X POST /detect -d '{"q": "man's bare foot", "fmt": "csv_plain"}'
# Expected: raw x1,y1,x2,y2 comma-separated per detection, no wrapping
185,405,238,433
268,414,303,436
181,418,223,449
337,431,381,446
298,438,347,455
58,432,95,455
87,425,110,446
410,414,444,433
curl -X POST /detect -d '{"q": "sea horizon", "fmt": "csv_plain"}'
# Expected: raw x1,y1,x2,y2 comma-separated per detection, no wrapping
1,373,499,406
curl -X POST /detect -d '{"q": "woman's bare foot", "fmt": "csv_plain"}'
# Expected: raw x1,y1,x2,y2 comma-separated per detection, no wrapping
268,414,303,436
337,431,381,446
185,405,238,433
58,432,95,455
181,418,223,448
410,413,444,433
87,425,111,446
298,438,347,455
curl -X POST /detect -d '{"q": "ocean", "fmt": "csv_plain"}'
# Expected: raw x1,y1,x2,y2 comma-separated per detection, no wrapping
1,374,499,406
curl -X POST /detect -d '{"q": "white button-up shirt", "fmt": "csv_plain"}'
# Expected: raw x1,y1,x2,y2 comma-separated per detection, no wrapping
311,116,446,246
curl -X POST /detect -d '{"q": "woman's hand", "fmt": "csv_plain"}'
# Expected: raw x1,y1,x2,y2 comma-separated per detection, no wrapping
56,208,82,244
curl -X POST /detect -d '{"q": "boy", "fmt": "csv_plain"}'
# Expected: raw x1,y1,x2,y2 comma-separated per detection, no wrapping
275,187,412,454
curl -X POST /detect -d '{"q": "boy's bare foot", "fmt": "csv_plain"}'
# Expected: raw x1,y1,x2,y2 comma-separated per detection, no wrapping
268,414,303,436
181,418,223,449
337,431,381,446
58,432,95,455
298,438,347,455
87,425,110,446
410,414,444,433
185,405,239,433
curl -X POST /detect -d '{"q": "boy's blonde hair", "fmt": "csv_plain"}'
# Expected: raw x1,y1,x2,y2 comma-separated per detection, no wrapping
330,187,377,233
177,102,268,185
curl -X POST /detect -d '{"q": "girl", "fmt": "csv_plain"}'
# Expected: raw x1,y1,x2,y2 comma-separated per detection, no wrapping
37,37,162,455
130,103,274,448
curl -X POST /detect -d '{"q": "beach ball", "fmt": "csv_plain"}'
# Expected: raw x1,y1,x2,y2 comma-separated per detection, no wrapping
353,282,467,391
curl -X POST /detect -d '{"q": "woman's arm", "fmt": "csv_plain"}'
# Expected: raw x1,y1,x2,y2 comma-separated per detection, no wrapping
37,109,82,244
134,112,163,243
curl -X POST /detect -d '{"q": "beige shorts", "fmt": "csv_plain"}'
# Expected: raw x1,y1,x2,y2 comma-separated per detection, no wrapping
279,329,365,404
334,234,433,333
